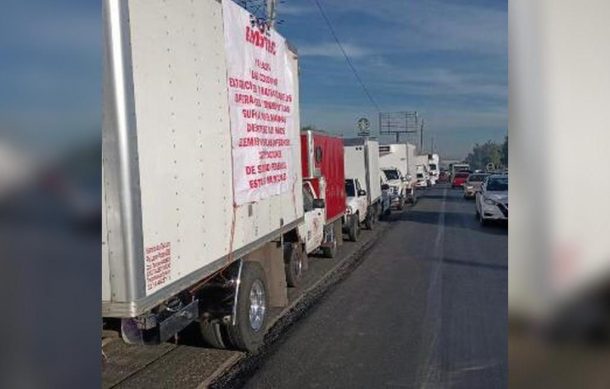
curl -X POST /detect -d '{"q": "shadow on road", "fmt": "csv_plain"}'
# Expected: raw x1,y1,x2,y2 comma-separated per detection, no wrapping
442,257,508,271
391,209,508,235
418,192,471,202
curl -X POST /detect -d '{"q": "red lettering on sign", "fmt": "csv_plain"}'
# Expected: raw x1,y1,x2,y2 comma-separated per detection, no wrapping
245,26,277,55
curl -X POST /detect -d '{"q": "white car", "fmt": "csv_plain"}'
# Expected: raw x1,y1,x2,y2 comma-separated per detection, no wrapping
475,174,508,225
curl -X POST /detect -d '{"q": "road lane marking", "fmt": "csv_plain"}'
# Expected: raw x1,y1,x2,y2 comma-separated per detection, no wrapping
420,187,447,389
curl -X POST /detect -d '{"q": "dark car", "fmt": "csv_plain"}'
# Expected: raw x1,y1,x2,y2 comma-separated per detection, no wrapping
438,170,449,183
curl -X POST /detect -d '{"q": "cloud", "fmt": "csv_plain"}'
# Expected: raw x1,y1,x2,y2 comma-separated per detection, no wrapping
287,0,507,56
299,42,373,58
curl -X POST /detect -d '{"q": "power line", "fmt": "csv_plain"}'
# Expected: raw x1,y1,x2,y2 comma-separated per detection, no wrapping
311,0,381,112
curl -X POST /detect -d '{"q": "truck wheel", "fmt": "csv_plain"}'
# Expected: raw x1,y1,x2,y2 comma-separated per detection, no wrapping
224,262,268,352
372,205,379,224
284,243,305,287
364,208,374,230
347,214,359,242
321,237,337,258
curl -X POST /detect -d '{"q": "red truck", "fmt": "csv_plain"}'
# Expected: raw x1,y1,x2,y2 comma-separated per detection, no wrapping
300,130,346,258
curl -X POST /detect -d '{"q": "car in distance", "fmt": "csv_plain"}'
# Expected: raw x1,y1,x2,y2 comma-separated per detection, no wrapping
451,171,470,188
415,172,428,188
475,174,508,226
463,173,489,199
438,170,450,183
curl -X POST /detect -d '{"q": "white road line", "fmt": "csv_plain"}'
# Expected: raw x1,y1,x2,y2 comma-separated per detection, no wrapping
421,188,447,389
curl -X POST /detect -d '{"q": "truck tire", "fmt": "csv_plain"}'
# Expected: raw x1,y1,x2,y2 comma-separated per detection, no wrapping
224,262,268,352
321,237,337,258
347,214,359,242
284,242,305,287
372,204,379,225
364,207,375,230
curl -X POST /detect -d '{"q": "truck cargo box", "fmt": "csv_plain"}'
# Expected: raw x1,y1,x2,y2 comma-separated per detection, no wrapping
301,130,346,224
379,144,408,177
406,143,417,179
102,0,303,318
343,138,381,204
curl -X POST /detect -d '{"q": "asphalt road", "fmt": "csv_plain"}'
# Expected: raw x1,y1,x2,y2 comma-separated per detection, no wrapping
242,184,508,389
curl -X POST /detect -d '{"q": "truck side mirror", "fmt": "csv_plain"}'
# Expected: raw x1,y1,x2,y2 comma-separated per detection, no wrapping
312,198,325,209
381,184,389,191
357,189,367,196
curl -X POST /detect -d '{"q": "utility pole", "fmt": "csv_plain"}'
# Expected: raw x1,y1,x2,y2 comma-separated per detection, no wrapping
266,0,277,28
420,119,424,152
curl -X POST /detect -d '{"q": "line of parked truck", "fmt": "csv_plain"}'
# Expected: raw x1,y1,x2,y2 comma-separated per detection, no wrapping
101,0,440,353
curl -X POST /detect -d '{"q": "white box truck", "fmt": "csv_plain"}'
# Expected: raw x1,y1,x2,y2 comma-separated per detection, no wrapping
379,144,416,208
428,153,440,183
415,154,432,186
406,143,418,190
102,0,311,351
343,138,381,240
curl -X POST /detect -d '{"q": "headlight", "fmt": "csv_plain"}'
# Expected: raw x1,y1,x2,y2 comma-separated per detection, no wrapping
484,197,495,205
465,185,474,190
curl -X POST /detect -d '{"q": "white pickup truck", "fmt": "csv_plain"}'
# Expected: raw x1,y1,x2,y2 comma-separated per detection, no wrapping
344,178,367,241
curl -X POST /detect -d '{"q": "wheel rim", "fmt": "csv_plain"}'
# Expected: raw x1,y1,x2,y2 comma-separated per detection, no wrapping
248,279,266,332
293,249,303,277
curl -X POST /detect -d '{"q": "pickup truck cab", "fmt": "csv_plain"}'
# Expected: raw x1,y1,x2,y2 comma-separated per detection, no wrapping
415,172,428,188
381,167,407,210
302,182,326,253
343,178,367,241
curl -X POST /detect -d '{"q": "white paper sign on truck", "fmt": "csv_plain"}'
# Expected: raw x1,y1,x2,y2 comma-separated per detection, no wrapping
223,0,297,205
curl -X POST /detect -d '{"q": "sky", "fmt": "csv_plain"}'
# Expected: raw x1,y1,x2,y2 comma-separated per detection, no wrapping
274,0,507,159
0,0,506,160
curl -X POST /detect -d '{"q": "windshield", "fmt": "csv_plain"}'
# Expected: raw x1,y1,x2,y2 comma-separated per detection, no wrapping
345,180,356,197
487,177,508,191
416,173,423,179
383,169,400,180
468,174,487,182
455,173,469,178
429,163,437,170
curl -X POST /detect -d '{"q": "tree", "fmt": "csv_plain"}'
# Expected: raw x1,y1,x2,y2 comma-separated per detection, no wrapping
465,140,503,170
